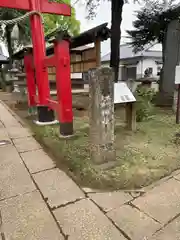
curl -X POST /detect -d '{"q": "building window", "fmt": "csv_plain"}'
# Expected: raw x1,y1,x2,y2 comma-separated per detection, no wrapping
127,67,137,80
157,66,162,76
144,67,153,77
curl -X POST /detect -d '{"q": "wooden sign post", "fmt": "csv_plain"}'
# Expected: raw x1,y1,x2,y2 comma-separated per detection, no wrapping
114,82,136,131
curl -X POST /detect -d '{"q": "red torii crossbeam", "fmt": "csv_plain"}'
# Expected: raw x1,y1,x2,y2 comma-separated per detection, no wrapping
0,0,71,124
0,0,71,16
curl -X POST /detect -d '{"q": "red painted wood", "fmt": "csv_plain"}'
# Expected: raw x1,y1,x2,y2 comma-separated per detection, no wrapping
47,99,58,111
54,39,73,123
30,0,51,105
24,53,36,107
0,0,30,10
0,0,70,15
40,2,71,15
44,56,56,67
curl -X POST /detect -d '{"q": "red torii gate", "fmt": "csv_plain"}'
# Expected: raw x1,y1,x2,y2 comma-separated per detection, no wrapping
0,0,73,136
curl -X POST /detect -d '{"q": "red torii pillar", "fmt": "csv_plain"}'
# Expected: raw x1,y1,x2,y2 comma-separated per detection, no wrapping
43,33,73,135
0,0,71,123
54,35,73,135
24,51,36,108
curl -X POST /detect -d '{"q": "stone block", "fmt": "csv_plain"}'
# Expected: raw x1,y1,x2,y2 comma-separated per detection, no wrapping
21,149,55,173
54,199,125,240
133,178,180,223
89,67,115,164
33,168,84,208
13,137,41,153
0,191,64,240
89,191,132,212
107,205,161,240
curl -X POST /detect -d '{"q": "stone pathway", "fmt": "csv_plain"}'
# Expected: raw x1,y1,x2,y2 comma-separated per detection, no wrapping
0,100,180,239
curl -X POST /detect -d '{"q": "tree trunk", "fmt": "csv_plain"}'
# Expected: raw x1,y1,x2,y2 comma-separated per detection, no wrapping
157,20,180,107
6,26,13,69
110,0,124,82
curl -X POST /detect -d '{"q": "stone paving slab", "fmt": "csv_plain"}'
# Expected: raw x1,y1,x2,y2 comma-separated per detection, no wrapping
0,114,20,128
151,216,180,240
0,104,21,128
3,119,21,128
173,173,180,181
13,136,42,153
133,178,180,224
33,168,84,208
21,149,55,173
89,191,132,212
0,190,64,240
0,128,11,142
54,199,126,240
7,127,32,139
0,144,36,199
107,205,161,240
0,121,4,128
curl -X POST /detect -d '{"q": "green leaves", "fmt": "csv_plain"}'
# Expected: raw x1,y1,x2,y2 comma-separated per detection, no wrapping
0,8,30,43
127,0,179,52
135,86,156,122
43,0,80,36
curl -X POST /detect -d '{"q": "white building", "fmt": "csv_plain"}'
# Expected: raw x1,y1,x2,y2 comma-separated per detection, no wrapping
101,43,162,81
0,42,9,57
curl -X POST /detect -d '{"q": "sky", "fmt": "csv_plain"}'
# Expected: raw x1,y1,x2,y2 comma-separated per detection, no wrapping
74,1,140,33
73,1,142,56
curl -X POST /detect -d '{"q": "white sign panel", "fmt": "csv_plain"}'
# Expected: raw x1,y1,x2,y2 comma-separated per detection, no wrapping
114,82,136,104
175,65,180,84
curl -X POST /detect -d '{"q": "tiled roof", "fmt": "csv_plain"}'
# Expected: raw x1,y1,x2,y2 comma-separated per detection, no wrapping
101,44,162,62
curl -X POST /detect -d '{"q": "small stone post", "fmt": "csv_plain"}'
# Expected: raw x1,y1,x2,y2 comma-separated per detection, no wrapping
89,67,115,164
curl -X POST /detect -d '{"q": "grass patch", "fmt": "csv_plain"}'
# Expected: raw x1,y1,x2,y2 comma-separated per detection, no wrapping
29,108,180,190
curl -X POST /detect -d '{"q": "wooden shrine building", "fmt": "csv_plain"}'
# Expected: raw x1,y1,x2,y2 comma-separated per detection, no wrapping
13,23,110,91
